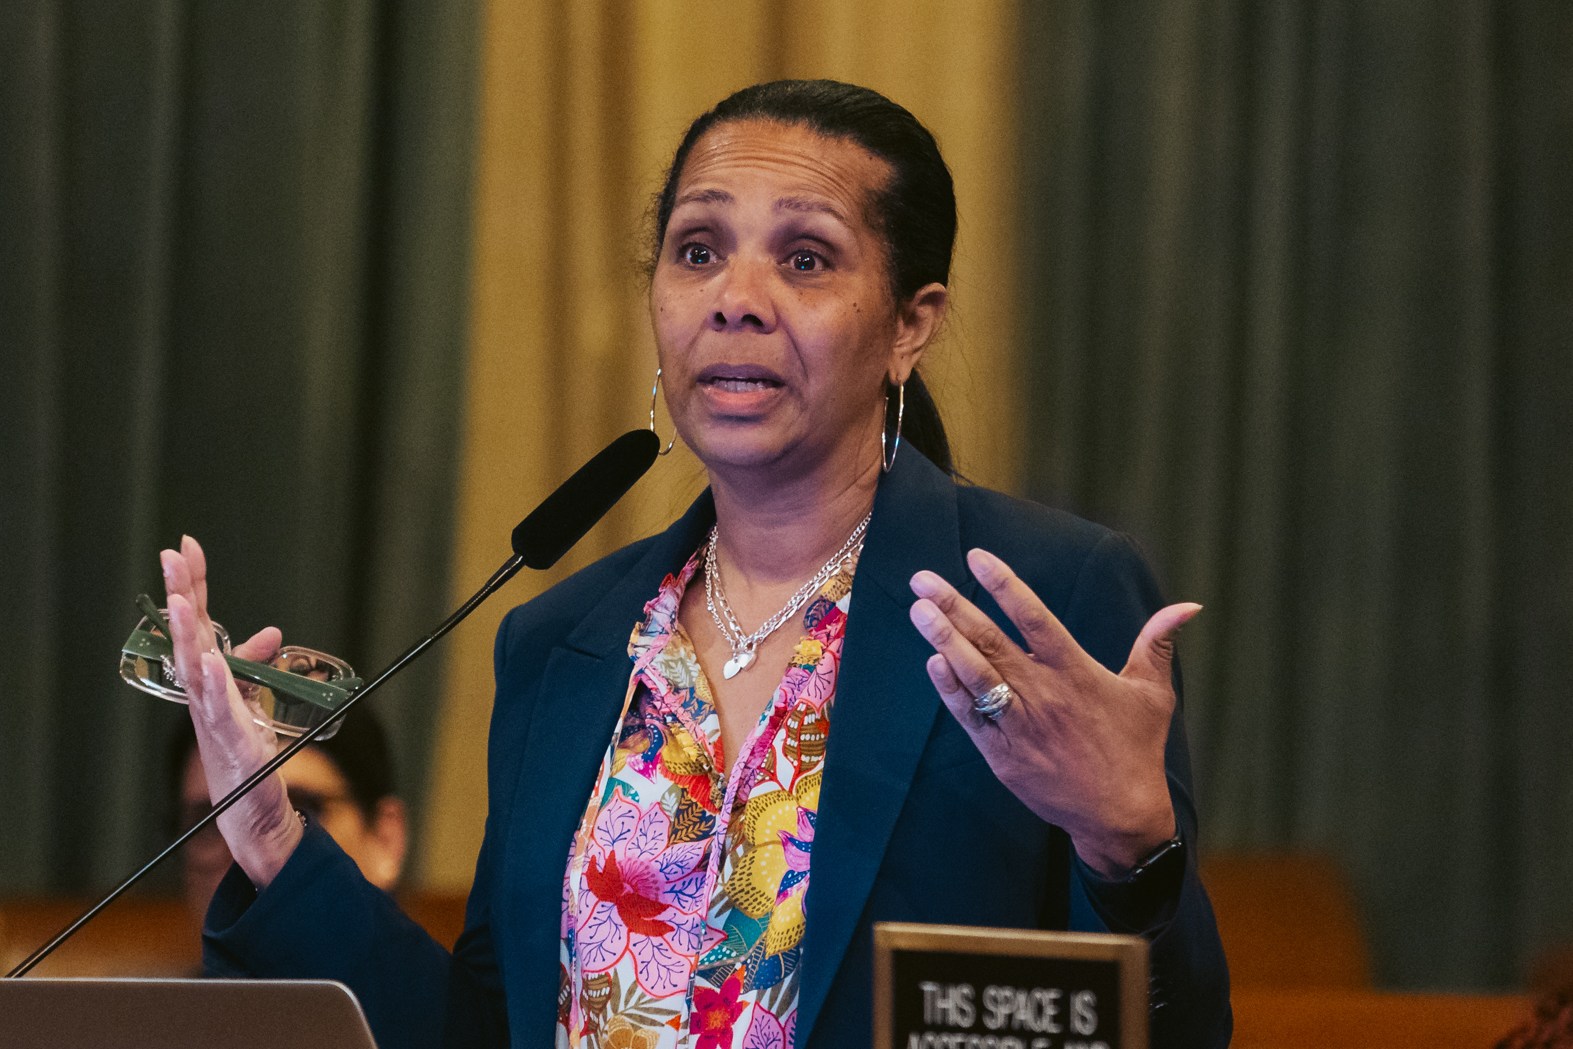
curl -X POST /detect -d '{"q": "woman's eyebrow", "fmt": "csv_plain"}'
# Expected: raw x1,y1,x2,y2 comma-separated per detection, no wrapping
671,188,846,225
673,187,732,209
775,196,848,224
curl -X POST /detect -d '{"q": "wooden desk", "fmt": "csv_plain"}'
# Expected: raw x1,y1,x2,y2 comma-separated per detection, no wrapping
1,890,468,977
1203,852,1372,989
1232,988,1534,1049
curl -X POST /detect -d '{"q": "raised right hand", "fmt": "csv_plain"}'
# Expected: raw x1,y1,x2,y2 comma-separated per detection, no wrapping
162,534,303,889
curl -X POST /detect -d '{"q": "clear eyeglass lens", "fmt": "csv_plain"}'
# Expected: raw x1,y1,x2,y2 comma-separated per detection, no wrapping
119,614,231,703
246,648,353,740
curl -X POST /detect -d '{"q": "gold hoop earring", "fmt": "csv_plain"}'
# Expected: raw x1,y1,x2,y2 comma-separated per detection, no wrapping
881,381,905,473
648,367,675,455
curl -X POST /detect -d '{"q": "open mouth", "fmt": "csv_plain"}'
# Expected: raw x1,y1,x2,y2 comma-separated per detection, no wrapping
697,364,785,393
701,375,783,392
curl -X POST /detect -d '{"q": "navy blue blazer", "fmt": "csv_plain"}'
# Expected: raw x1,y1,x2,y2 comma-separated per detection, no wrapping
206,448,1231,1049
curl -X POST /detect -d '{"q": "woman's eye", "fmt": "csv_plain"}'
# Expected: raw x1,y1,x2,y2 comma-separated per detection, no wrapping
789,250,821,272
681,244,713,266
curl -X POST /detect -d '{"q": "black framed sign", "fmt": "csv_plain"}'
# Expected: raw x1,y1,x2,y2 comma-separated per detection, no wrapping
874,923,1149,1049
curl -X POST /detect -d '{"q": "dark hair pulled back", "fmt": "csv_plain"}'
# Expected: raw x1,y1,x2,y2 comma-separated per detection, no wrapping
653,79,956,473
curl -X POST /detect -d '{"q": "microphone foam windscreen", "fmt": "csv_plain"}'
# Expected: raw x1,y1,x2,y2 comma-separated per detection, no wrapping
511,429,661,570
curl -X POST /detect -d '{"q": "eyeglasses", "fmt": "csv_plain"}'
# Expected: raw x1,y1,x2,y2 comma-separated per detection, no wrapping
120,594,361,740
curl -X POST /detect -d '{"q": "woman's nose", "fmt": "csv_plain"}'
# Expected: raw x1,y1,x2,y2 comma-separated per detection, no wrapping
709,256,776,333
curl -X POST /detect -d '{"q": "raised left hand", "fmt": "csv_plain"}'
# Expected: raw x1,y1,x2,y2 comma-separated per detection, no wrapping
909,548,1198,878
162,535,303,888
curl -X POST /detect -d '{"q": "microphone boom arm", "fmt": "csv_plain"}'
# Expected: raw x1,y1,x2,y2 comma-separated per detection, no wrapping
5,551,526,980
6,427,659,979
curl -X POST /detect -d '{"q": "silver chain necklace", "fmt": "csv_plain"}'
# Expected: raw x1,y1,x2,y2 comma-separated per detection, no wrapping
704,511,871,679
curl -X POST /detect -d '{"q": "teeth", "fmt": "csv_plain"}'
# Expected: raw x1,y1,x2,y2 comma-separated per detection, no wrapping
708,377,776,391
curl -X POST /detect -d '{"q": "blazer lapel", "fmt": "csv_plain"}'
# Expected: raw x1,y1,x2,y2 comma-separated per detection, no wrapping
493,459,971,1044
795,452,971,1045
500,492,716,1038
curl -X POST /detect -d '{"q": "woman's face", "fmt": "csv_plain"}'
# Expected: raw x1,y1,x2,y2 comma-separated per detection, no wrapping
651,119,940,484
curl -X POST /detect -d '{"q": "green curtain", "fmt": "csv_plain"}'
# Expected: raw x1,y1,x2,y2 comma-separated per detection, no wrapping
0,0,476,894
1018,1,1572,988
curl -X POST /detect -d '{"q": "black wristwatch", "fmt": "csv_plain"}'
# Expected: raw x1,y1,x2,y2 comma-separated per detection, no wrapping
1121,834,1186,887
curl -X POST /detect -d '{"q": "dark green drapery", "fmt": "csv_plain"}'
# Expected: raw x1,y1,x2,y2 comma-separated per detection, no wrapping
1019,1,1571,987
5,0,1570,997
0,1,477,892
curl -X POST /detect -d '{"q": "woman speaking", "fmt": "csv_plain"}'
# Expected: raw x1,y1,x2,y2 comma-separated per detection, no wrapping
160,80,1230,1049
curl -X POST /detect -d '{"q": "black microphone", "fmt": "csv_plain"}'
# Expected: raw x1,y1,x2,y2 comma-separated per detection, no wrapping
514,429,662,568
5,428,661,979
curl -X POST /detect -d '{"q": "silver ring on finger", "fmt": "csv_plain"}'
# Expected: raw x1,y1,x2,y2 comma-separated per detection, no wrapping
971,681,1015,721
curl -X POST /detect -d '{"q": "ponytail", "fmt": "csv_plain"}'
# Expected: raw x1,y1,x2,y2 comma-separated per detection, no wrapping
890,371,953,475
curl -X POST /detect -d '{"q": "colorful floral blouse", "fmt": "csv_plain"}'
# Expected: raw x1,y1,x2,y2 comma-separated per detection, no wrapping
557,547,854,1049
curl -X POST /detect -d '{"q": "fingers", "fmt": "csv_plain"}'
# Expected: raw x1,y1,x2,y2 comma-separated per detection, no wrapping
195,649,245,738
1122,602,1203,686
164,538,283,667
922,650,971,708
231,626,283,702
167,595,250,739
163,541,273,735
909,550,1199,713
232,626,283,664
920,651,1006,734
162,546,213,701
161,539,300,887
165,592,224,725
194,649,269,759
909,571,1025,718
965,549,1081,668
181,609,279,801
160,545,201,636
180,534,210,621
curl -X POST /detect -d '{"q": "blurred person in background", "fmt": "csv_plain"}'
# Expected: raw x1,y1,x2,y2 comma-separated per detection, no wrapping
168,707,407,920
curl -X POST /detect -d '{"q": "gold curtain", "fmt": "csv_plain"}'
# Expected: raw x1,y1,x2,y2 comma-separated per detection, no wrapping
421,0,1022,886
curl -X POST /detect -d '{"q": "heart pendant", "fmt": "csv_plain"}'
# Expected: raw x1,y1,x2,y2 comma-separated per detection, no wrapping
723,651,754,679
